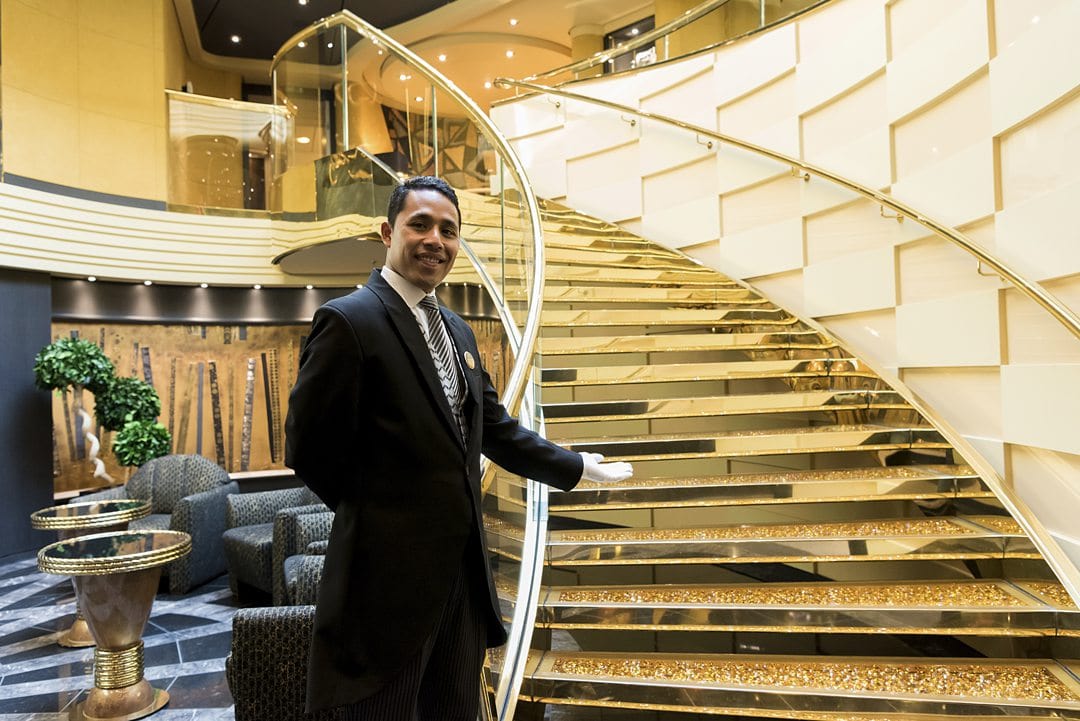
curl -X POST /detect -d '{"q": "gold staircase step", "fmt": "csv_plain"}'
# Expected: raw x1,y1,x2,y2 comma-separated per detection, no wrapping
543,390,910,423
542,331,835,356
541,285,769,305
522,651,1080,719
566,424,949,462
544,266,737,286
541,358,876,386
552,464,989,510
541,307,797,328
545,516,1034,567
539,579,1080,636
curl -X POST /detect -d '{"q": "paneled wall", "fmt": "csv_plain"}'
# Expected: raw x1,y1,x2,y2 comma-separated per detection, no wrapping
492,0,1080,567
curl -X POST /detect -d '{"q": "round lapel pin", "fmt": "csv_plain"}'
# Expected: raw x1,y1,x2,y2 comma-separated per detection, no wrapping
464,351,476,370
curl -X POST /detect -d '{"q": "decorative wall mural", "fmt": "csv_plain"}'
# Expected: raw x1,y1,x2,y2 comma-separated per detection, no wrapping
50,318,509,495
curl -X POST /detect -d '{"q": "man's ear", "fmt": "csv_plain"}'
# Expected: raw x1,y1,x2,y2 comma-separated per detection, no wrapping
380,221,392,247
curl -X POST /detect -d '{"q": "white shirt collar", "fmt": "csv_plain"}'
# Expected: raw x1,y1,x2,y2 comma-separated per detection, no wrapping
380,265,434,309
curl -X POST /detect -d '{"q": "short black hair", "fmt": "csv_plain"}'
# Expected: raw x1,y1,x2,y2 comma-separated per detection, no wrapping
386,176,461,228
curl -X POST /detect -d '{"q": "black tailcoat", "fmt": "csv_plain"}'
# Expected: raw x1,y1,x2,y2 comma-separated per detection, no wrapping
285,270,582,712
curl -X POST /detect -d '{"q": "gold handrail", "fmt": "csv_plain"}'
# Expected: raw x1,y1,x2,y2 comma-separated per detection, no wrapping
523,0,733,82
496,79,1080,342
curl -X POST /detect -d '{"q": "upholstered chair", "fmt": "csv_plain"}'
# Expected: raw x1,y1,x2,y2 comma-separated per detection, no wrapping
222,486,326,601
282,512,333,605
78,454,237,594
226,606,343,721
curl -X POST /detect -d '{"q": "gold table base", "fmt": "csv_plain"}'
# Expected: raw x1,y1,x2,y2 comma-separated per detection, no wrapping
57,613,95,648
76,683,168,721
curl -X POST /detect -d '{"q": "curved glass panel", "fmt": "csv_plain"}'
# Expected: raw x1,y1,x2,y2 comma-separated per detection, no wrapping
271,13,548,718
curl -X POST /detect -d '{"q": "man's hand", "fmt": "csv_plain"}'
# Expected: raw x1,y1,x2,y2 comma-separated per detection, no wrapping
580,452,633,484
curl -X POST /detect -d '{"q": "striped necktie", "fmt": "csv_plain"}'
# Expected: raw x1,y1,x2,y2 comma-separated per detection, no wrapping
418,296,467,441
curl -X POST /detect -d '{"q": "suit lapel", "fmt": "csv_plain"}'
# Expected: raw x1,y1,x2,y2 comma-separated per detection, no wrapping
365,271,464,449
443,311,482,408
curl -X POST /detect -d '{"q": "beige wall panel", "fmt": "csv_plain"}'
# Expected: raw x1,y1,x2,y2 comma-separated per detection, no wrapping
715,146,788,196
565,142,643,222
77,111,163,199
990,0,1080,136
993,0,1071,52
897,237,1004,306
590,55,716,108
965,437,1006,477
804,246,896,317
816,307,898,372
896,289,1002,367
720,174,801,236
795,0,885,113
510,128,569,199
893,72,989,178
1002,364,1080,456
491,97,564,140
2,87,80,187
746,268,804,317
806,197,926,265
802,72,886,159
639,120,715,178
709,24,796,107
718,72,796,141
996,179,1080,281
642,157,719,248
78,0,156,42
11,0,77,19
77,29,158,126
714,218,802,279
900,367,1003,439
561,102,640,158
891,140,994,226
885,0,987,123
887,0,948,59
807,125,891,190
1009,444,1080,571
799,174,862,218
639,67,717,129
998,89,1080,208
2,0,78,100
1003,277,1080,364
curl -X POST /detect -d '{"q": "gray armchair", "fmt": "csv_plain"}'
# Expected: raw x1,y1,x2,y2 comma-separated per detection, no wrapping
226,605,343,721
222,486,327,602
282,512,333,605
79,454,237,594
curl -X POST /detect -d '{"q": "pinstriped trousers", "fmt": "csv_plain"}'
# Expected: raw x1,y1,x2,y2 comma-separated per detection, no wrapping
341,558,487,721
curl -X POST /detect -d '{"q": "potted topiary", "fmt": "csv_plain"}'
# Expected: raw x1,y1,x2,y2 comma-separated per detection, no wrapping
112,416,172,469
33,337,117,482
94,376,162,433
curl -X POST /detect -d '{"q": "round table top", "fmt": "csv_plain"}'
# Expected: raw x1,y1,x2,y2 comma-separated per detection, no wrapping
30,499,151,531
37,530,191,576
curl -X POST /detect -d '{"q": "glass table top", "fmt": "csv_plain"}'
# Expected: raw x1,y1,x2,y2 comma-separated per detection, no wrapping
38,530,191,576
30,499,151,530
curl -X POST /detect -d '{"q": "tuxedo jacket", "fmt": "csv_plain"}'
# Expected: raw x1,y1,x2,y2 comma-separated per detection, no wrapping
285,269,583,712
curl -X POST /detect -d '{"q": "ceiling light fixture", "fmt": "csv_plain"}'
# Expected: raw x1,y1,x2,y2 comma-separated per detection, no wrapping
299,0,308,4
298,41,307,48
87,276,97,282
399,73,408,81
326,42,334,48
230,35,241,43
505,50,514,58
143,280,153,286
414,95,423,102
1031,15,1040,23
253,284,262,290
356,284,363,289
484,81,493,89
297,136,311,144
630,28,640,35
509,18,518,26
200,282,209,288
438,53,447,62
306,284,314,290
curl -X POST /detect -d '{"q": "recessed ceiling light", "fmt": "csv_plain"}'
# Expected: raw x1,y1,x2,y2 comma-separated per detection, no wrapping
399,73,408,81
253,284,262,290
87,276,97,282
630,28,640,36
230,34,241,43
326,42,333,48
200,282,209,288
414,95,423,102
509,18,518,26
299,0,308,4
1031,15,1040,23
143,280,153,286
484,81,492,89
377,50,383,55
438,53,447,62
505,50,514,58
297,136,311,144
356,284,363,289
306,284,314,290
298,41,307,48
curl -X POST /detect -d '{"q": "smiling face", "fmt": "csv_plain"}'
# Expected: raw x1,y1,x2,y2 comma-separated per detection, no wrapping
381,188,461,293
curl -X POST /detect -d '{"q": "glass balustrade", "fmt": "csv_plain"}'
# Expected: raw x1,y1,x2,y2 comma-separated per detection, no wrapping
270,12,548,717
165,90,287,214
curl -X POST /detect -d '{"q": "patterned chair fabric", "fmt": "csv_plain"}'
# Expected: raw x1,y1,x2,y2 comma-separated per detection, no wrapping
222,486,325,600
286,554,325,606
226,606,343,721
272,505,332,605
79,454,236,594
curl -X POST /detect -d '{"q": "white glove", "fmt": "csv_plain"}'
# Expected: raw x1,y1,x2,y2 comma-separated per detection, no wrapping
579,452,633,484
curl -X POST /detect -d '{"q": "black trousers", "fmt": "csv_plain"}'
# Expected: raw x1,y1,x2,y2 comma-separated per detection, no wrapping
342,560,487,721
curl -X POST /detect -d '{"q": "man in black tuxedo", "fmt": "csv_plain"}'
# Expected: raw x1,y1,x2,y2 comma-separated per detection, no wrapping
285,176,632,720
